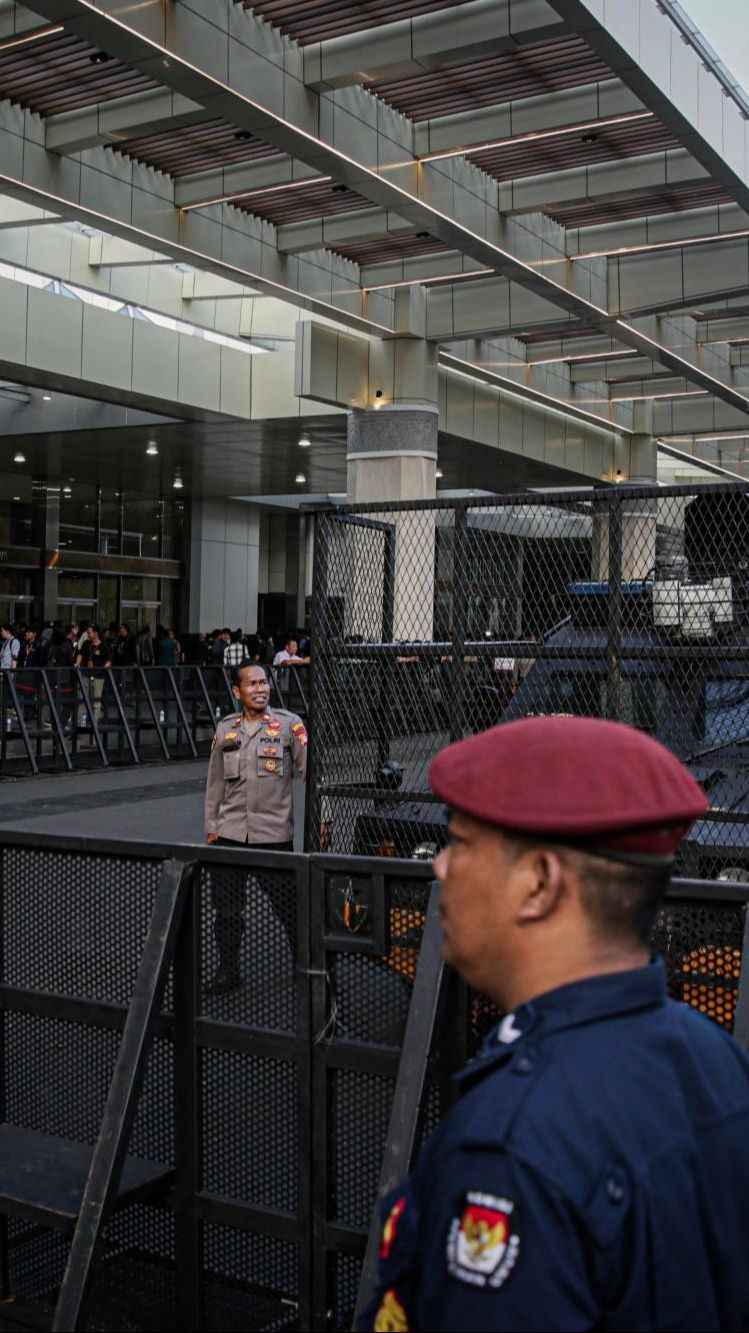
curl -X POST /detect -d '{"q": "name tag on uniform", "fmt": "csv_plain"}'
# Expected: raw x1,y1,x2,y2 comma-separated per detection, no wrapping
260,744,281,757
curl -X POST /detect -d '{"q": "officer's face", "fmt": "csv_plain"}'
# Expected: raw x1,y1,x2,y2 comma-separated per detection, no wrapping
233,665,270,713
434,812,521,998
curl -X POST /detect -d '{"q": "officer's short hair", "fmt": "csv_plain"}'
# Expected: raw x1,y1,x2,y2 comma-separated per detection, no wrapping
503,833,669,947
230,660,265,687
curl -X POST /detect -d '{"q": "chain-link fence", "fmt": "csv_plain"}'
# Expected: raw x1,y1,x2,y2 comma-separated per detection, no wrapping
308,483,749,877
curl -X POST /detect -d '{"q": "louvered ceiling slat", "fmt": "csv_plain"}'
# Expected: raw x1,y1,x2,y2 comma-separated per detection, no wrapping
241,0,474,45
0,29,156,115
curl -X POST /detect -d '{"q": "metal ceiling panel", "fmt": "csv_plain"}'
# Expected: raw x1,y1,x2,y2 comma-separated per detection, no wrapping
0,29,156,116
372,36,611,120
239,180,372,224
471,117,679,182
330,232,451,265
116,121,279,178
241,0,477,45
547,184,735,229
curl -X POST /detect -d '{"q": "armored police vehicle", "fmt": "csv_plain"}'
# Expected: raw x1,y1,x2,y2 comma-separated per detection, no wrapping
353,491,749,882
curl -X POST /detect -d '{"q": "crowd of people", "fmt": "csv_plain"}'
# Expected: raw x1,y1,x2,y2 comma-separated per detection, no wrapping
0,622,311,673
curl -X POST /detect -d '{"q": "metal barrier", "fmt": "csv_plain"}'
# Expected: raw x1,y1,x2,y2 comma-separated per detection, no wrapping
0,664,309,776
308,482,749,870
0,831,746,1331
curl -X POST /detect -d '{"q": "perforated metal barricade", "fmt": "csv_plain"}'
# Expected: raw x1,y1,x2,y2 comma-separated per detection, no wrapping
0,833,746,1332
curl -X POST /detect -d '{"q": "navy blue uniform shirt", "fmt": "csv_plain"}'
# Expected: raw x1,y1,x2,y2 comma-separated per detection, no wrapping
360,961,749,1332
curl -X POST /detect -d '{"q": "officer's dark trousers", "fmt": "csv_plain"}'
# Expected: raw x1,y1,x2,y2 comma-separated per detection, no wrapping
213,837,295,970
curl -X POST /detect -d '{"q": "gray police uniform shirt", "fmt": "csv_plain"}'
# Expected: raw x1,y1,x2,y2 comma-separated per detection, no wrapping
204,707,307,844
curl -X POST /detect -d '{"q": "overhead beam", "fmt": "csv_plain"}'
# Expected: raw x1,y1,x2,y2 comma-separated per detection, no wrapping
0,197,57,229
88,236,174,268
414,79,642,158
501,147,708,215
568,201,749,258
277,209,417,256
175,156,325,210
698,317,749,344
16,0,749,418
46,87,205,156
609,234,749,317
567,355,658,382
303,0,567,91
546,0,749,215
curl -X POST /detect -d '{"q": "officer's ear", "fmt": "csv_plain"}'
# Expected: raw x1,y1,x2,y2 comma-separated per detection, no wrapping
514,848,565,923
231,683,241,701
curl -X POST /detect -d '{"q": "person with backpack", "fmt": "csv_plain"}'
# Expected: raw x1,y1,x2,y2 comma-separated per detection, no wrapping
0,624,20,671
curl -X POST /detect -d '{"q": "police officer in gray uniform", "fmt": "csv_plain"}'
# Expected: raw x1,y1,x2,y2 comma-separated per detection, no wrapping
204,660,307,995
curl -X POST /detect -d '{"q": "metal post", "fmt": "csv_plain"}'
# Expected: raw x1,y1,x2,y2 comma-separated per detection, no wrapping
606,494,623,722
732,905,749,1053
166,668,198,759
52,859,192,1332
352,883,446,1328
376,525,396,772
4,671,38,776
306,512,327,852
39,669,73,772
74,668,109,768
138,667,170,761
451,503,469,742
173,869,203,1329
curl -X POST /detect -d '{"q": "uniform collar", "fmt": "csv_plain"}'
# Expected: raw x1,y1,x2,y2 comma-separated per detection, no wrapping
457,959,667,1089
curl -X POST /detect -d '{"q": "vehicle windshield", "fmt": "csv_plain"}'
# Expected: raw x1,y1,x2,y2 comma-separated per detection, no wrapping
512,668,666,734
694,678,749,755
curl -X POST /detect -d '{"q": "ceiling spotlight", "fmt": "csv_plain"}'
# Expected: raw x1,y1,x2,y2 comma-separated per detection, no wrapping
416,231,430,239
173,476,184,490
332,183,348,194
581,132,598,144
12,496,20,501
146,442,159,455
42,393,51,401
298,435,311,448
62,485,71,495
89,50,109,64
295,473,306,484
435,468,443,479
13,452,25,464
234,129,252,142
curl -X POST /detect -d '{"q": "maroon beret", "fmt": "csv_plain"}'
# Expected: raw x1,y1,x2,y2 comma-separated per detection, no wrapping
429,716,708,861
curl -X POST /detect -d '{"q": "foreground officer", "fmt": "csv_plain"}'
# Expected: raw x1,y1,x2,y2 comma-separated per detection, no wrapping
361,716,749,1332
204,661,307,994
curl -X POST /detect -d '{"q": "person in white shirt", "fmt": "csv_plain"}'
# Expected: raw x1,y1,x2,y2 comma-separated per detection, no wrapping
0,625,20,671
272,637,309,669
223,629,246,668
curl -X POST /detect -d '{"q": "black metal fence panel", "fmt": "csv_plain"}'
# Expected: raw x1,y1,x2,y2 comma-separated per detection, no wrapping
0,665,309,776
0,834,747,1331
308,483,749,876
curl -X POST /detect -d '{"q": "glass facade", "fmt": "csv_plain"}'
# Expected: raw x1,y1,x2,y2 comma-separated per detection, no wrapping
0,483,186,631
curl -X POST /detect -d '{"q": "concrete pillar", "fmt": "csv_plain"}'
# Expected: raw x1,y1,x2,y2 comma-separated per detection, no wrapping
346,404,438,641
188,499,260,632
594,411,658,581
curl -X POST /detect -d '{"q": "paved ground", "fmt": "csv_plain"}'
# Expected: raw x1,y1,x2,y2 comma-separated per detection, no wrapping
0,759,306,848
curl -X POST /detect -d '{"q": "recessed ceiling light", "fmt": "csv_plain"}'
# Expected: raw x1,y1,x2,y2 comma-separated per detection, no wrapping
295,473,306,484
42,393,51,401
173,476,184,490
146,442,159,455
298,435,311,448
12,495,20,501
13,452,25,463
63,485,71,494
435,468,443,478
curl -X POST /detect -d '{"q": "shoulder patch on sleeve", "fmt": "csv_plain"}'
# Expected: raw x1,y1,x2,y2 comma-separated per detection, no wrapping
446,1191,521,1290
373,1287,409,1332
290,720,308,746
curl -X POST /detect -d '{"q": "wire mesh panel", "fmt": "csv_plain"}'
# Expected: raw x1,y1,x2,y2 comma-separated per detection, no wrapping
309,484,749,873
